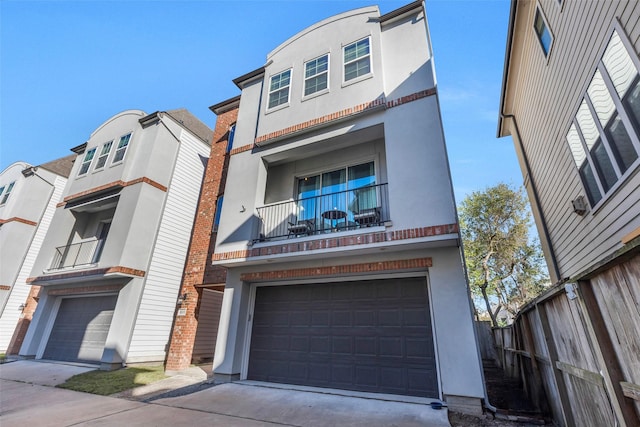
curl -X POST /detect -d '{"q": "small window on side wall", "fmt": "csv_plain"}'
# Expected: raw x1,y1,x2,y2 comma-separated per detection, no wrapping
304,54,329,96
213,195,224,231
112,133,131,164
227,124,236,153
94,140,113,171
534,7,553,57
0,181,15,205
78,148,96,176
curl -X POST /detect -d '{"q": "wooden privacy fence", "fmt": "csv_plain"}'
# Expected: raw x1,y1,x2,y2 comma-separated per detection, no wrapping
486,252,640,427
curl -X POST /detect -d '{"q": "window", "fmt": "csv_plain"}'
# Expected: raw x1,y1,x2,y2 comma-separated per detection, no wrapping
566,28,640,206
214,196,224,231
78,148,96,176
268,69,291,109
112,133,131,163
94,141,113,170
227,124,236,153
0,182,15,205
304,54,329,96
296,162,376,223
344,37,371,82
534,7,553,57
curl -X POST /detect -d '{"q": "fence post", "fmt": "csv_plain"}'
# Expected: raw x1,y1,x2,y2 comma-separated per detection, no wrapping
536,303,575,427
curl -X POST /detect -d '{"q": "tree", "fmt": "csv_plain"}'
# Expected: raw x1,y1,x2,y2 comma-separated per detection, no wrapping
458,183,549,327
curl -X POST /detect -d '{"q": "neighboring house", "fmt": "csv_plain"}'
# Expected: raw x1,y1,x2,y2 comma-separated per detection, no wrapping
165,98,239,371
205,1,485,413
499,0,640,425
0,156,74,354
17,109,212,369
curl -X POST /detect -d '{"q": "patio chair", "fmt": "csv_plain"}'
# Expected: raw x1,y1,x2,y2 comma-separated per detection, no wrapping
287,218,316,237
354,207,381,226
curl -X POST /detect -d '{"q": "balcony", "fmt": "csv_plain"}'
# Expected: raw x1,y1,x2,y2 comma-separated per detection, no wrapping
49,239,106,270
256,183,389,241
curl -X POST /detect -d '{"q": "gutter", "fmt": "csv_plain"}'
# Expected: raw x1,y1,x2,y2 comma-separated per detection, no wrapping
496,0,518,137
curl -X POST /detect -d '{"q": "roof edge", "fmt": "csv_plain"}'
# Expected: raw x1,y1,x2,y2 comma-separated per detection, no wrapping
210,95,241,115
379,0,422,24
233,67,265,89
497,0,518,138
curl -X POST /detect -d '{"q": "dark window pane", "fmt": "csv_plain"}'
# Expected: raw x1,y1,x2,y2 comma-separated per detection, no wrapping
605,114,638,172
592,140,617,192
623,76,640,138
580,162,602,205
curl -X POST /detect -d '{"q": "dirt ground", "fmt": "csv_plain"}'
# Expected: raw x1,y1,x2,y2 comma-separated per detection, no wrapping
449,412,545,427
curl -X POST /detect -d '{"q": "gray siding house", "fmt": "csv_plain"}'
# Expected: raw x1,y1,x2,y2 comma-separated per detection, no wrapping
0,156,73,353
210,1,485,413
499,0,640,425
18,109,212,369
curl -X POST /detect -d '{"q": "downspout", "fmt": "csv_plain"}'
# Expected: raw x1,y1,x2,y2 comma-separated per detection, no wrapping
501,113,561,282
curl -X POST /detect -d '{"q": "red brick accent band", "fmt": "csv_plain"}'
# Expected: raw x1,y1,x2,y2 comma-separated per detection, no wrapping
0,217,38,227
229,145,253,155
59,177,168,206
212,223,458,262
240,257,432,282
0,285,11,291
47,284,124,296
27,266,146,284
250,88,436,148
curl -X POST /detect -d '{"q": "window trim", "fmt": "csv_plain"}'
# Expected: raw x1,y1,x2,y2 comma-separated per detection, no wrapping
533,5,553,59
0,181,15,205
566,22,640,213
93,140,114,171
303,53,330,100
342,36,373,86
78,147,97,177
111,132,132,165
266,68,292,112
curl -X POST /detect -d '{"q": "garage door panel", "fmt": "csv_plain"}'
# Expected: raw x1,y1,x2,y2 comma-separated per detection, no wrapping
43,295,117,364
248,278,438,397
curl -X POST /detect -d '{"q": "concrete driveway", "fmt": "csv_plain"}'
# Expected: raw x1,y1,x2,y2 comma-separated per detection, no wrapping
0,360,451,426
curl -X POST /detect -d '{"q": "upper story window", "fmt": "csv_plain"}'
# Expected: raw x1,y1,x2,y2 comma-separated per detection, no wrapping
566,28,640,207
268,69,291,109
344,37,371,82
227,124,236,153
94,140,113,171
304,54,329,96
0,181,15,205
112,133,131,164
534,7,553,57
213,195,224,231
78,148,97,176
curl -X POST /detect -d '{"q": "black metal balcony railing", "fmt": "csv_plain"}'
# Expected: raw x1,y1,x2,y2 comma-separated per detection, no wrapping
256,183,389,241
49,239,105,270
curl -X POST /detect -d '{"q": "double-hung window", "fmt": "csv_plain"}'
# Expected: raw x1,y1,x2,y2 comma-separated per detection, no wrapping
534,7,553,57
566,28,640,207
112,133,131,164
94,141,113,170
268,69,291,109
0,182,15,205
78,148,96,176
304,54,329,96
344,37,371,82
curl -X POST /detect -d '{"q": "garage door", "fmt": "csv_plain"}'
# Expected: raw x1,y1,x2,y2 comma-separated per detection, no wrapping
247,278,438,398
43,295,117,363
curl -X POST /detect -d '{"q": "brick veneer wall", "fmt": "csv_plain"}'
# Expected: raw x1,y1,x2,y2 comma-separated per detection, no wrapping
6,286,40,355
165,106,237,371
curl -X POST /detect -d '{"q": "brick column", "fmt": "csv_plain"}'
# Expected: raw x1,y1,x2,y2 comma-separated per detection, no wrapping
165,101,238,371
7,285,41,355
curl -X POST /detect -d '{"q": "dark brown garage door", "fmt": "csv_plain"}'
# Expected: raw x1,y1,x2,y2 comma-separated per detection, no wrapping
43,295,117,363
247,278,438,398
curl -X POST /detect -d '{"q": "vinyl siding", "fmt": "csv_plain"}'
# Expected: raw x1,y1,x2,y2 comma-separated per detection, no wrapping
0,176,66,352
126,131,209,362
506,0,640,279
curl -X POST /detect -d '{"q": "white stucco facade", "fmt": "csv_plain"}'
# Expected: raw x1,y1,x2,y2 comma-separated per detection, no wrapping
210,1,485,412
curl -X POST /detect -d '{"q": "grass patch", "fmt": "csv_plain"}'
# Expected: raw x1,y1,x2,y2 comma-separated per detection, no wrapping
0,353,6,364
57,365,167,395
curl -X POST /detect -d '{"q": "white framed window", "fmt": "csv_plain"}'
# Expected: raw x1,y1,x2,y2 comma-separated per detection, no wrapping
566,27,640,207
268,69,291,109
344,37,371,82
112,133,131,164
78,148,97,176
304,54,329,97
0,181,15,205
533,6,553,57
94,140,113,171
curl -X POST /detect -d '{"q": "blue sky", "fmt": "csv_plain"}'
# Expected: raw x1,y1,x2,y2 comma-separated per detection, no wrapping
0,0,518,203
